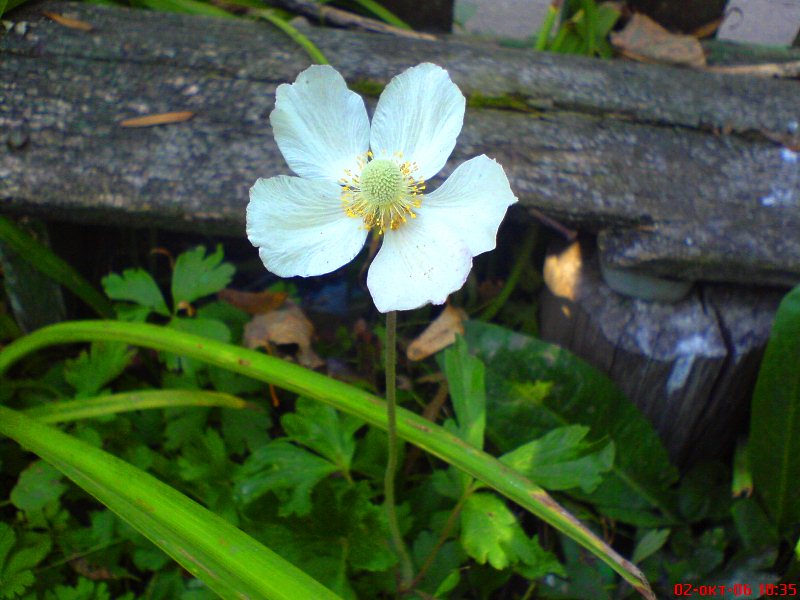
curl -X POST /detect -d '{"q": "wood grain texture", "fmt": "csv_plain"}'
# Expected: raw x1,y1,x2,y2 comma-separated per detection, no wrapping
1,1,799,286
540,240,784,465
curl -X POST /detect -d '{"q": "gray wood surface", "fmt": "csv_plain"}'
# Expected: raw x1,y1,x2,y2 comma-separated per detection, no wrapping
540,240,784,465
1,1,799,286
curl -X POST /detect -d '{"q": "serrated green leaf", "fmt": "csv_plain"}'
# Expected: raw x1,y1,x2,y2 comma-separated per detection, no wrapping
176,428,230,482
0,407,340,600
0,320,657,595
165,317,231,374
0,525,51,600
44,579,111,600
464,321,679,522
10,460,68,512
63,342,135,397
171,245,235,307
749,284,800,528
499,426,614,493
412,531,465,596
282,398,365,474
221,408,271,454
460,492,551,572
443,336,486,450
234,440,338,516
102,269,169,317
260,479,395,596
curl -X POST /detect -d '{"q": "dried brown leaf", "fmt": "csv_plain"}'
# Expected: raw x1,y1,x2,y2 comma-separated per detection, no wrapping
243,303,323,369
43,11,93,31
119,111,195,128
611,13,706,67
218,288,288,314
406,305,468,362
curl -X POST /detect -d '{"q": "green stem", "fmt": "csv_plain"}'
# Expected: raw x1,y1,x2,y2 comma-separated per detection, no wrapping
480,226,537,321
0,321,655,599
0,216,114,318
384,311,414,587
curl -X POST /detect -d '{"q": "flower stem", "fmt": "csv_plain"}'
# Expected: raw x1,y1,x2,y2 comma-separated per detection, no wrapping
384,310,414,587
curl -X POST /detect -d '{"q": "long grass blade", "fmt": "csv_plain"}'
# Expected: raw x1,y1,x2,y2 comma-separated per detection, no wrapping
24,389,252,423
0,217,114,318
0,406,340,600
0,320,655,598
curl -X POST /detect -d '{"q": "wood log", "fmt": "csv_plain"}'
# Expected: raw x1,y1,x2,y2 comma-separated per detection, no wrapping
1,1,799,288
540,240,785,465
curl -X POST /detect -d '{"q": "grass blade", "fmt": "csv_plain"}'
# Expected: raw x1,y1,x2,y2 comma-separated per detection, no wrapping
24,389,252,423
349,0,411,29
0,406,341,600
251,9,329,64
0,216,114,318
749,284,800,529
0,320,655,598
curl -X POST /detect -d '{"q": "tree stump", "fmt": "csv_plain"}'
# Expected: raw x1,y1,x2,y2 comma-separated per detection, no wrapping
540,240,785,465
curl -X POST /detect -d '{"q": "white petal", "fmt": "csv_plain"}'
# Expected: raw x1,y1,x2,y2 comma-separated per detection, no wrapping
370,63,465,181
422,155,518,256
247,176,367,277
367,217,472,312
270,65,370,183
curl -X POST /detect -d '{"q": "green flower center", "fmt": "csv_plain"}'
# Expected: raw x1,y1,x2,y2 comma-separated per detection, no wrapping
340,154,426,234
360,159,405,207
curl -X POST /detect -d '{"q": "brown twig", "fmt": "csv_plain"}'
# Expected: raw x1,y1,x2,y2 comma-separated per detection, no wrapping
704,60,800,79
267,0,436,40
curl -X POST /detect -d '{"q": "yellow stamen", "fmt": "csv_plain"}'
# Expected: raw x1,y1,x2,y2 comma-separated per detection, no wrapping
341,154,426,234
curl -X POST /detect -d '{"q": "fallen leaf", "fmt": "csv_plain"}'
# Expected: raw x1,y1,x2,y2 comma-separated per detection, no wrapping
219,288,288,314
43,11,93,31
244,302,323,369
611,12,706,67
543,241,583,301
406,304,468,361
119,111,195,128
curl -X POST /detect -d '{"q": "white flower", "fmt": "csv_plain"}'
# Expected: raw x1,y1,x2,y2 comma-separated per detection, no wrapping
247,63,517,313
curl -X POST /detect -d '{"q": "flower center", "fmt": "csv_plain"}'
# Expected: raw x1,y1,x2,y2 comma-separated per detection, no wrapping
341,153,426,234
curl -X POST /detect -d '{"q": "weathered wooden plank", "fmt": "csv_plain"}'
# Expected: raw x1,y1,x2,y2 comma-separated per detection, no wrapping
1,1,799,286
540,240,784,465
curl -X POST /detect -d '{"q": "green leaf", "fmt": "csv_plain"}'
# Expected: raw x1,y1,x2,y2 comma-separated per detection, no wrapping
349,0,411,29
500,426,614,493
25,389,249,423
137,0,232,17
282,398,364,474
0,216,114,318
731,498,779,551
460,492,562,576
171,245,235,307
0,407,341,600
749,284,800,528
234,440,338,515
0,320,656,595
63,342,135,397
0,524,52,600
632,529,670,563
43,579,113,600
221,407,271,454
464,321,679,522
165,317,230,373
411,531,466,595
10,460,68,512
102,269,170,317
250,9,329,65
443,336,486,450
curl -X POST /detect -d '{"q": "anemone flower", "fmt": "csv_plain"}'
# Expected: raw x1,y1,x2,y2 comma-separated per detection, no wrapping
247,63,517,312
